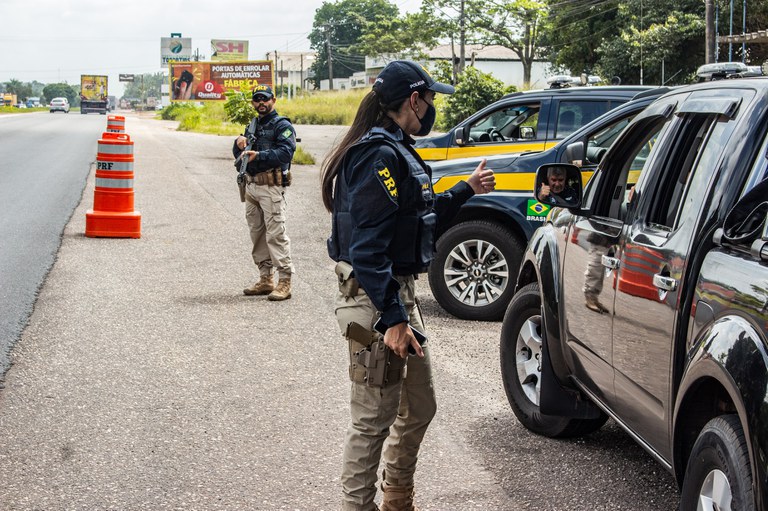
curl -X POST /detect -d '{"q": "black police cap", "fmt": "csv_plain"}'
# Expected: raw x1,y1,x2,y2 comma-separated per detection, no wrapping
252,85,274,100
372,60,454,104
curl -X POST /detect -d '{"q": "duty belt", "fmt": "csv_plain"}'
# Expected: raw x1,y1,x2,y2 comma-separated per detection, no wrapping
246,169,291,187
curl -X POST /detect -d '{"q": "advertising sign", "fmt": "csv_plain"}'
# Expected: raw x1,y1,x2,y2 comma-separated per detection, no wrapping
80,75,108,100
161,37,192,67
211,39,249,62
119,74,135,82
169,61,274,101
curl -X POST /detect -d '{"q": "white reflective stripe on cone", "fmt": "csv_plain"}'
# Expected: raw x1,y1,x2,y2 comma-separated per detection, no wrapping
95,178,134,188
96,160,134,171
97,143,133,155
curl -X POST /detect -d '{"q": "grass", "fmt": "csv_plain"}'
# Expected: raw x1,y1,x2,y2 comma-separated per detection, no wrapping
158,90,371,165
0,106,49,114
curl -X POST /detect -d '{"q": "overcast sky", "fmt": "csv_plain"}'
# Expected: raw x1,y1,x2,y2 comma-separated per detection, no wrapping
1,0,420,98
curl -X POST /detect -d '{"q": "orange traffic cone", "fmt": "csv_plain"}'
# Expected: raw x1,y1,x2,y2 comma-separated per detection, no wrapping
85,132,141,238
106,115,125,133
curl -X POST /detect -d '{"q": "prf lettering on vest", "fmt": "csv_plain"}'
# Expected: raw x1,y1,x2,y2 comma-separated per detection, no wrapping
97,162,114,170
378,167,398,198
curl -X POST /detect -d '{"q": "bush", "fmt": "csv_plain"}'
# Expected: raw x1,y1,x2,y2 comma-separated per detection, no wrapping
435,67,512,131
161,102,197,120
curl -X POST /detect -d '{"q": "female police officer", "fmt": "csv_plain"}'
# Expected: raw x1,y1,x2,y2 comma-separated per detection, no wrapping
321,60,495,511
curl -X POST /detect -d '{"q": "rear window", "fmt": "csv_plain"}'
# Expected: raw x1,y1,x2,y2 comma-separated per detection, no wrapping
555,101,615,138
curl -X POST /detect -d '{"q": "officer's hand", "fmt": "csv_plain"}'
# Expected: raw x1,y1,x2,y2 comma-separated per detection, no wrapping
244,150,258,162
540,184,551,199
236,136,247,150
384,322,424,359
466,159,495,195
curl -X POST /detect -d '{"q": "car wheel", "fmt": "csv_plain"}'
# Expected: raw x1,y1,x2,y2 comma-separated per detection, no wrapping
428,220,523,321
680,415,755,511
500,282,608,438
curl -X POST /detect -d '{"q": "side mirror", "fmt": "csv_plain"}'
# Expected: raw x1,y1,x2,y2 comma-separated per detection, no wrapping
454,126,469,146
519,126,534,139
723,178,768,244
563,141,584,165
535,163,583,208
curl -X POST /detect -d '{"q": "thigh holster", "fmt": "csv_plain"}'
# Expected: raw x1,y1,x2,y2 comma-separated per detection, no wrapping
345,322,405,387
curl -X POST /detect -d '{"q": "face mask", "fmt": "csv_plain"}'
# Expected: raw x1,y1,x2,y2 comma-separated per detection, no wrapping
414,101,436,137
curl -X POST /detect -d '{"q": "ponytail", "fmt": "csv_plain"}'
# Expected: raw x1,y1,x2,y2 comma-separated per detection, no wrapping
320,90,403,212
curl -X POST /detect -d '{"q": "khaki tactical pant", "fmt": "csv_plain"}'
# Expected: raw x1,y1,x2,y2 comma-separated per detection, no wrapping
583,245,606,298
334,274,436,511
245,182,294,280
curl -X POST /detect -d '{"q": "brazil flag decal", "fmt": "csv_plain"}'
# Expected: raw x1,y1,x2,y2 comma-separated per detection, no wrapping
526,199,550,222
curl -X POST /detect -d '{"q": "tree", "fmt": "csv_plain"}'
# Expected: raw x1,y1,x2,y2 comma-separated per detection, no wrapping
308,0,399,87
435,64,511,130
540,0,623,77
42,83,77,105
355,11,442,60
122,73,165,101
4,79,33,102
542,0,706,85
464,0,548,87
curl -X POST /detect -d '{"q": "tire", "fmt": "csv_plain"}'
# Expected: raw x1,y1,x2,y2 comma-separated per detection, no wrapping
428,220,524,321
500,282,607,438
680,415,755,511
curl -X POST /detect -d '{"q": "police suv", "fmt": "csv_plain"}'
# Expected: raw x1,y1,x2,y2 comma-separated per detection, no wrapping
426,87,667,321
501,77,768,509
414,78,652,162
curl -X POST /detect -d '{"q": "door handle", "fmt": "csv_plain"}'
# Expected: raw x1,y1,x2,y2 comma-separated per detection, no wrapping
601,255,620,270
653,274,678,292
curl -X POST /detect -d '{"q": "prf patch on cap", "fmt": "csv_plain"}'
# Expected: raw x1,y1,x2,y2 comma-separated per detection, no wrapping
376,166,398,201
253,84,271,92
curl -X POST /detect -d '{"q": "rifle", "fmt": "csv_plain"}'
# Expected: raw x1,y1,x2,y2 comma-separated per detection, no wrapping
234,131,256,202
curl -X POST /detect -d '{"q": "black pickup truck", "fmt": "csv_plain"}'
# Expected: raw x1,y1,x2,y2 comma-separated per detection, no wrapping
501,78,768,509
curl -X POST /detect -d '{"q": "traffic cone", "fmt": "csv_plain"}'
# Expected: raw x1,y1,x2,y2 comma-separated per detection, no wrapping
106,115,125,133
85,132,141,238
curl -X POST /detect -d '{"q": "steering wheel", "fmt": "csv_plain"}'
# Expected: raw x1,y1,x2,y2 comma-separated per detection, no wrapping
488,128,505,142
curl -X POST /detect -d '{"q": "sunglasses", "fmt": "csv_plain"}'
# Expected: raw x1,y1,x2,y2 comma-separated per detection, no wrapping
253,96,272,103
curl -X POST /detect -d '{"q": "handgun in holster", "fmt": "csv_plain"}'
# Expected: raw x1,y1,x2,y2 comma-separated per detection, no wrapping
345,321,405,387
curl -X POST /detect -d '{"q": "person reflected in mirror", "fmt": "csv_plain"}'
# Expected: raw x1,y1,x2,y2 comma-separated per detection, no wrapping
539,166,577,205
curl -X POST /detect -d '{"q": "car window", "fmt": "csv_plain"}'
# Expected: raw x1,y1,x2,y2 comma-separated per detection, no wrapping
584,115,671,218
556,101,611,138
468,103,541,144
585,115,636,164
743,126,768,194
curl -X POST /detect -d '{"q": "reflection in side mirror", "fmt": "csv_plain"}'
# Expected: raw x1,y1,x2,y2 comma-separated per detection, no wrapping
454,127,468,146
534,163,583,208
519,126,534,140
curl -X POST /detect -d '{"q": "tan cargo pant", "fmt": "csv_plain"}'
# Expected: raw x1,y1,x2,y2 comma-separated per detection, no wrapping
334,275,436,511
245,182,294,279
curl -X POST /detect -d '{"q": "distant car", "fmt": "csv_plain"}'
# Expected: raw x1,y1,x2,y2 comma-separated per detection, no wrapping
15,103,26,109
49,98,70,113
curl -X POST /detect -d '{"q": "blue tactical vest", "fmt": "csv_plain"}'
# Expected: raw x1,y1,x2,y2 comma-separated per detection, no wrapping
244,114,292,174
328,127,439,274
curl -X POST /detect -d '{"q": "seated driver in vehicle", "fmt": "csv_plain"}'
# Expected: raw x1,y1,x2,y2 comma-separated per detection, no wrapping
538,167,578,205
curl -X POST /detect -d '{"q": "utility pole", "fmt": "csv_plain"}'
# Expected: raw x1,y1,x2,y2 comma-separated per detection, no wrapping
459,0,466,74
705,0,716,63
325,25,334,90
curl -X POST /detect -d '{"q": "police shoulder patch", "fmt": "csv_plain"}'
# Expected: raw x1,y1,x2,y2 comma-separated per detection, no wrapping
374,162,398,203
281,128,293,139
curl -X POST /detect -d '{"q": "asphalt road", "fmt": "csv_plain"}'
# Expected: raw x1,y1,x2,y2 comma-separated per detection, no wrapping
0,111,108,378
0,113,680,509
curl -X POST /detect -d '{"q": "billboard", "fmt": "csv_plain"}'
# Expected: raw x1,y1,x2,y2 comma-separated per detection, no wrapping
211,39,249,62
161,37,192,67
169,61,274,101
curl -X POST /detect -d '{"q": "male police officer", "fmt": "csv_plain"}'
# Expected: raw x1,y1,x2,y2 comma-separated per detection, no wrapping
233,85,296,301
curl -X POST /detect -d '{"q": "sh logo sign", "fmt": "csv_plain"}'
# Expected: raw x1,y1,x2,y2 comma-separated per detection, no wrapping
212,40,248,60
